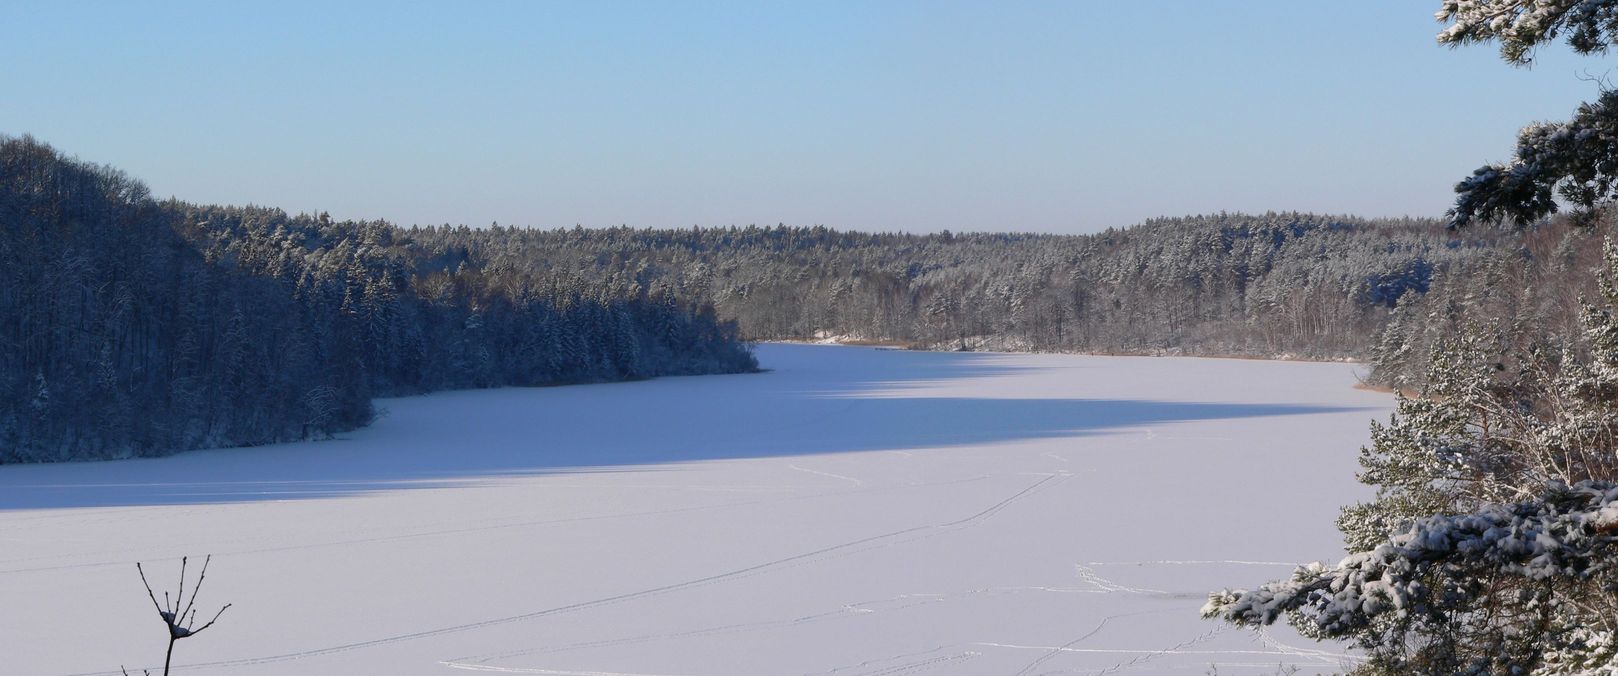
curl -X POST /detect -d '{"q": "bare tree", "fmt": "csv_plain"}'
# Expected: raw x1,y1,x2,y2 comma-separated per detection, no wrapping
124,556,231,676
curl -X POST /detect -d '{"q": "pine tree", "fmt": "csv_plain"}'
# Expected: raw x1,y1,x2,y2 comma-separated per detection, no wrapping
1204,241,1618,674
1438,0,1618,227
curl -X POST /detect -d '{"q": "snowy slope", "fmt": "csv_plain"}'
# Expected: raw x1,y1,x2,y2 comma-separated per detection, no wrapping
0,344,1389,675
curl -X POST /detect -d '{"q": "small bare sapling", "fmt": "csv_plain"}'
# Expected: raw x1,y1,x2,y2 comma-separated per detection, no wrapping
124,555,231,676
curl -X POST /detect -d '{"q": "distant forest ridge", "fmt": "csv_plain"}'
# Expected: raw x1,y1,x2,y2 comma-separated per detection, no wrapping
0,136,756,463
406,213,1526,363
2,136,1559,463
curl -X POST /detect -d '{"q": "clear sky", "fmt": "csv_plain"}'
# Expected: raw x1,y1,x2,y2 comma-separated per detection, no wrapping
0,1,1604,233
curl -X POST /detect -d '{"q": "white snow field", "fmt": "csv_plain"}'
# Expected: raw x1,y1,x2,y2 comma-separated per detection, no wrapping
0,344,1391,675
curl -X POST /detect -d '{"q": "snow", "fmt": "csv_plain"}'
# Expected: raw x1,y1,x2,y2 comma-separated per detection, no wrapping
0,344,1391,675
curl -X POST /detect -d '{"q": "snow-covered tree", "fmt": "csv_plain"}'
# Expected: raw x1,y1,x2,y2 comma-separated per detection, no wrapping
1450,90,1618,228
1439,0,1618,227
1205,241,1618,673
0,136,757,463
1437,1,1618,65
1204,481,1618,674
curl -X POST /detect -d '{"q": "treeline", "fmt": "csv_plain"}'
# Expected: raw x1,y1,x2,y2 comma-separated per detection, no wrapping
1199,3,1618,664
1207,209,1618,673
404,215,1515,360
1367,213,1612,391
0,134,1554,465
0,137,755,463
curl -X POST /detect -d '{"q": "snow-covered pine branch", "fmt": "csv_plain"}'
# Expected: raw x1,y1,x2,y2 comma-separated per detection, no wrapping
1437,1,1618,228
1437,0,1618,65
1209,237,1618,673
1205,481,1618,674
1450,91,1618,227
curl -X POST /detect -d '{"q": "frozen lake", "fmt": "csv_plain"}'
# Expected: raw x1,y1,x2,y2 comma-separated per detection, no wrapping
0,344,1390,675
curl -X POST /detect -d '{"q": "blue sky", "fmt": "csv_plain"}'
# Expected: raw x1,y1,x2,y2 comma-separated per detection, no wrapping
0,1,1604,233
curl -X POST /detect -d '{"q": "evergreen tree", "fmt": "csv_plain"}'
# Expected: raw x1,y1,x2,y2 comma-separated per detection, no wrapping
1201,7,1618,671
1204,244,1618,672
0,136,757,463
1439,0,1618,227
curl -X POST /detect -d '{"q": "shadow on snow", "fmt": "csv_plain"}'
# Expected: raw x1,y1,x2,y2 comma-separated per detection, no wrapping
0,345,1371,510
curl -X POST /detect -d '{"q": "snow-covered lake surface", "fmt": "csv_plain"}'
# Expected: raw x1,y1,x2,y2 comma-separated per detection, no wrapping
0,344,1391,675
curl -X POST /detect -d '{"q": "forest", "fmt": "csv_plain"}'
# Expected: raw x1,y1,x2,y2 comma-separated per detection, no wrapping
11,1,1618,673
415,215,1518,361
2,132,1563,465
4,132,1594,471
1197,3,1618,672
6,94,1618,676
0,136,756,463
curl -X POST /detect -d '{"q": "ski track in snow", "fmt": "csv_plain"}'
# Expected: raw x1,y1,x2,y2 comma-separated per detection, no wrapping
442,663,694,676
1071,564,1170,596
1010,610,1133,676
452,586,1111,665
76,472,1067,674
1257,627,1361,664
1089,625,1231,676
1083,559,1302,567
0,476,996,577
786,464,865,487
4,345,1389,675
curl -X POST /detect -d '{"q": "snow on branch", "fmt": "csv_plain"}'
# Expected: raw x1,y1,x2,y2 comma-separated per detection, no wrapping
1437,0,1618,64
127,556,231,676
1205,482,1618,671
1450,90,1618,227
